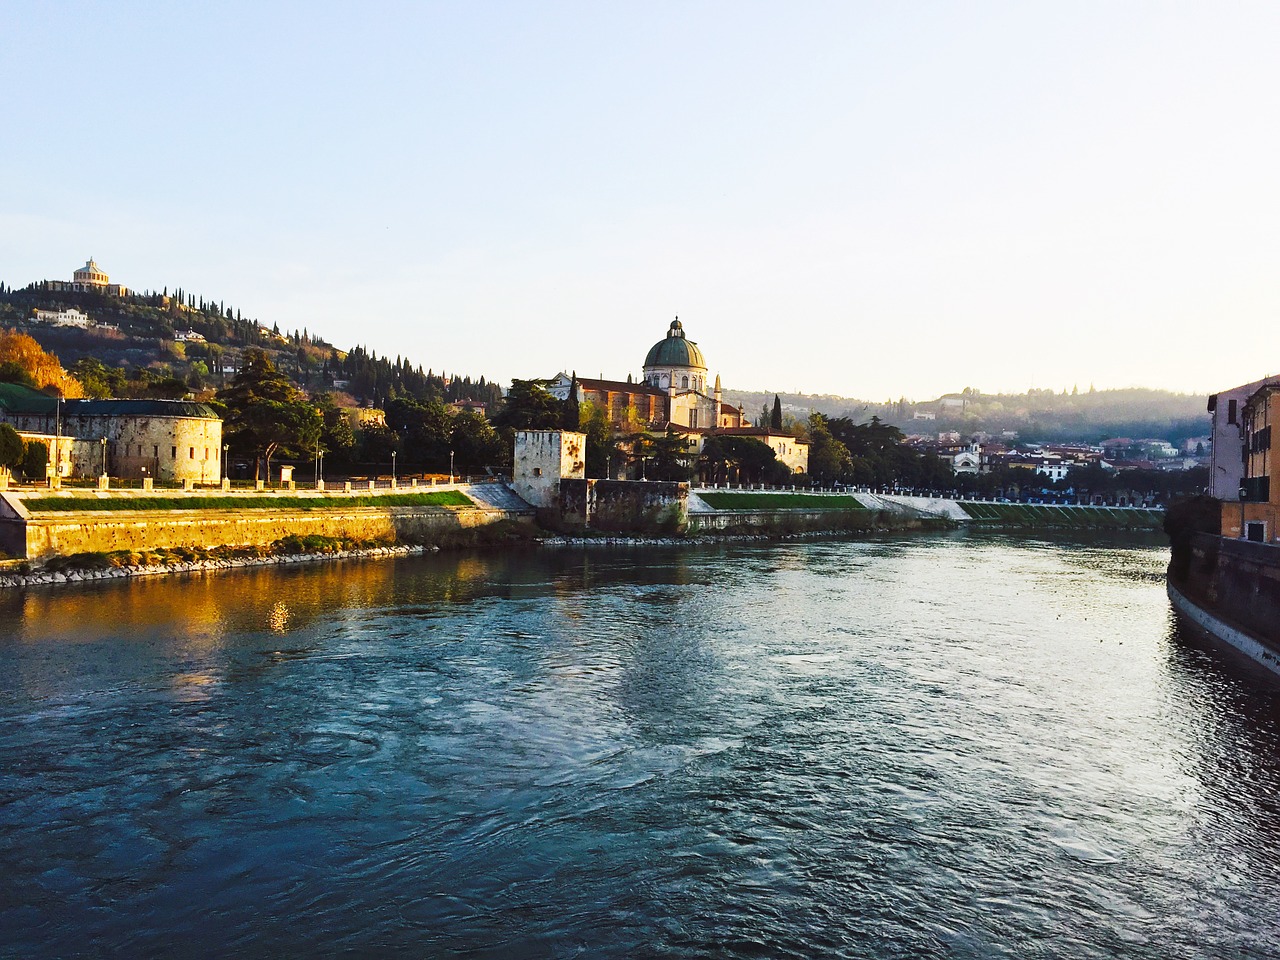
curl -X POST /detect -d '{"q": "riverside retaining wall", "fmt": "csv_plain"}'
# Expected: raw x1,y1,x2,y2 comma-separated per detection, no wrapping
559,480,688,532
0,491,528,560
1179,533,1280,647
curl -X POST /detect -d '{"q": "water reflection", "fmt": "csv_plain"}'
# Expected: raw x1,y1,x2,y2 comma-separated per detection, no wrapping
1,533,1279,958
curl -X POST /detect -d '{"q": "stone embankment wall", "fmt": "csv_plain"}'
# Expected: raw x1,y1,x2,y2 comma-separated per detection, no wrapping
1179,533,1280,646
0,488,529,560
559,479,687,532
688,509,889,534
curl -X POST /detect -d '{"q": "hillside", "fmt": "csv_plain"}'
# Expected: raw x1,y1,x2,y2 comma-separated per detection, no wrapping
724,386,1208,444
1,281,1210,444
0,282,502,407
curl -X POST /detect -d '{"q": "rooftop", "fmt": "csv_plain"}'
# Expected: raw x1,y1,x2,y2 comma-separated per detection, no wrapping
643,319,707,371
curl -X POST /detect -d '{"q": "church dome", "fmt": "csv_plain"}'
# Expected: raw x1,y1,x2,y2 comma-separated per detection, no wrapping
643,319,706,370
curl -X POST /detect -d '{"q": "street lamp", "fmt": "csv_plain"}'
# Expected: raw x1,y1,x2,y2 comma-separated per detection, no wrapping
54,395,62,480
223,444,229,483
100,437,107,478
391,450,397,486
449,450,455,485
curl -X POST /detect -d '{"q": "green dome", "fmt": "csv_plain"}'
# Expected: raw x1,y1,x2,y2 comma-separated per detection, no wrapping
643,319,706,370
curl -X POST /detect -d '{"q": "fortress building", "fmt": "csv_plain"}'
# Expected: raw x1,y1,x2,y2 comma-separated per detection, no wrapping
0,384,222,483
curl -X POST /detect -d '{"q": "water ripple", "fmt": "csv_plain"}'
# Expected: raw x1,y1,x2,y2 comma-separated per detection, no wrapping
2,533,1280,957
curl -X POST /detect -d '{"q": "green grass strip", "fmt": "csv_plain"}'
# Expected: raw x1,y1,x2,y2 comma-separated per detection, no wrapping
959,501,1163,527
698,492,866,511
19,491,474,513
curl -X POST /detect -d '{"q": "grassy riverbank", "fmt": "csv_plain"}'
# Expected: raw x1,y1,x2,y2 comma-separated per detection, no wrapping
697,492,866,510
961,501,1164,529
18,491,474,513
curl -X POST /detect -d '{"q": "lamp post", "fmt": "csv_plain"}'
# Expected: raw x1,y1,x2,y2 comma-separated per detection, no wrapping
449,450,455,485
223,444,229,483
100,437,107,478
54,395,62,480
391,450,397,486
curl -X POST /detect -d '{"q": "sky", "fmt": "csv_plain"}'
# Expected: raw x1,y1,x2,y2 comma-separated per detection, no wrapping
2,1,1278,401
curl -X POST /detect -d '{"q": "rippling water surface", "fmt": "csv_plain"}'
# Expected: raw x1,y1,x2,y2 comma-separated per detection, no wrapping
2,533,1280,958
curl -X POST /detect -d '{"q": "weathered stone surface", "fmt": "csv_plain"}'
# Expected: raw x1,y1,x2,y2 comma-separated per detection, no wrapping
6,504,523,560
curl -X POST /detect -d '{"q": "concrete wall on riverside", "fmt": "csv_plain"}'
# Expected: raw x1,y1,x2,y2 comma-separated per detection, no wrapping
0,504,523,560
1180,533,1280,646
868,494,974,521
689,509,885,534
559,479,687,532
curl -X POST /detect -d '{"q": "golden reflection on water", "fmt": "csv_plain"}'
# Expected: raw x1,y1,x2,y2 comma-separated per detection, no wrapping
267,601,291,634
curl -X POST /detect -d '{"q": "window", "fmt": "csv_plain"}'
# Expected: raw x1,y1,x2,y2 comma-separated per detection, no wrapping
153,445,158,458
190,447,195,459
1229,399,1238,424
682,376,689,389
1247,521,1266,543
171,446,177,459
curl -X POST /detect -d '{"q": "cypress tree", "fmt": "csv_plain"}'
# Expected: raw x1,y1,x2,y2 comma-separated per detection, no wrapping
771,395,783,431
562,372,580,429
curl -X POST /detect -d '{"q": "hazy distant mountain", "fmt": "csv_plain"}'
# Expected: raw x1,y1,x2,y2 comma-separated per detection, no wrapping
724,386,1208,444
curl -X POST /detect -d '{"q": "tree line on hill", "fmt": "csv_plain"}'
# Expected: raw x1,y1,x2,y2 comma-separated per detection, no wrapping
0,285,502,413
726,385,1209,445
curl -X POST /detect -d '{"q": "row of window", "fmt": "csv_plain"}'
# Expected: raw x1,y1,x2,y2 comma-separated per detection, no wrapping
110,443,219,461
1249,425,1273,454
646,374,705,392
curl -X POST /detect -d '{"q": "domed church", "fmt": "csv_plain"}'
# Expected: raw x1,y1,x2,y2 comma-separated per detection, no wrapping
547,318,746,433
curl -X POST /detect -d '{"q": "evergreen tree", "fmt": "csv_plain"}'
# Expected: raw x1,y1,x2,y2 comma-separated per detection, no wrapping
771,394,783,431
562,373,580,430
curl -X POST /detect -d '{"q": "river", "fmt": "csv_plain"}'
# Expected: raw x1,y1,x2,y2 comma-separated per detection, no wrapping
1,532,1278,958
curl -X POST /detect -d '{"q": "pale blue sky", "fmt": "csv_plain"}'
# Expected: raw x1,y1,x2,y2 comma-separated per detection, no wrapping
3,2,1277,399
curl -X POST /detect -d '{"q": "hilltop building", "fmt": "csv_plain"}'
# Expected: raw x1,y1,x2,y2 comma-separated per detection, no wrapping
0,383,222,483
43,258,129,297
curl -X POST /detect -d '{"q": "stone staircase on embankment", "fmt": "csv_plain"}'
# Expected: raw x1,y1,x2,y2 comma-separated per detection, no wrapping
460,482,535,515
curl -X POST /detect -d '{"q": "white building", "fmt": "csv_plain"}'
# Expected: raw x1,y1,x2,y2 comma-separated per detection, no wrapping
32,307,92,328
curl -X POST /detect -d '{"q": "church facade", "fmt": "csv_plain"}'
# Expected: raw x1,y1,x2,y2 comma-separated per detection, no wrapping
42,258,130,297
546,318,808,475
546,318,748,433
